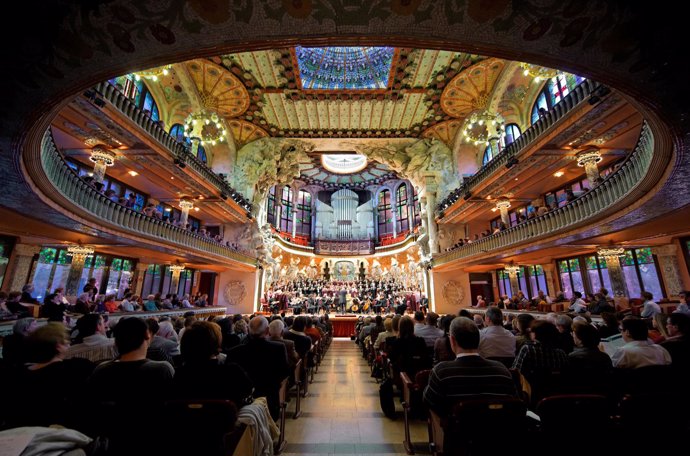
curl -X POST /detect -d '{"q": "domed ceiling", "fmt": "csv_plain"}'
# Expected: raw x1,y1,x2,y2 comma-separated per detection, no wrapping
298,154,396,189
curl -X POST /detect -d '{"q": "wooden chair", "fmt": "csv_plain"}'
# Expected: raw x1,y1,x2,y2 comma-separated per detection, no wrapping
536,394,610,433
401,370,431,455
163,399,238,456
276,378,289,454
291,359,303,418
309,341,318,384
428,396,527,456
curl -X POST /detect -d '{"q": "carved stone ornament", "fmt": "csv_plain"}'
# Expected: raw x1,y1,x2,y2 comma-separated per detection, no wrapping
223,281,246,306
442,280,466,307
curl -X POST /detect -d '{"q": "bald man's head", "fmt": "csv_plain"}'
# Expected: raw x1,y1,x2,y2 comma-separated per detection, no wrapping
249,316,269,338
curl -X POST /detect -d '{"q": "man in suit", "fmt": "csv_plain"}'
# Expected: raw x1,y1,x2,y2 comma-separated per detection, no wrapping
423,316,518,418
338,287,347,313
269,319,299,370
284,316,312,359
228,316,290,419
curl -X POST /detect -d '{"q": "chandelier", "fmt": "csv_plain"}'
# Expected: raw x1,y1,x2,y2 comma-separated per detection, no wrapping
504,262,521,275
169,261,186,273
461,110,505,146
495,198,511,211
183,111,227,146
133,65,172,82
66,244,95,260
89,146,116,167
576,149,602,167
179,200,194,210
519,62,559,82
597,246,625,260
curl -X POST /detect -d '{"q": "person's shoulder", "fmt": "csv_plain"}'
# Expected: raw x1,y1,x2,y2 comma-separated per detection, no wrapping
142,359,175,375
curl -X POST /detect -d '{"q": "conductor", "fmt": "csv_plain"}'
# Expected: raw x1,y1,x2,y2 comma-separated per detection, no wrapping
338,287,347,313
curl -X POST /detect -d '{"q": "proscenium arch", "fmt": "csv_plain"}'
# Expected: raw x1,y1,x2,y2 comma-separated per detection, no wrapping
3,2,685,249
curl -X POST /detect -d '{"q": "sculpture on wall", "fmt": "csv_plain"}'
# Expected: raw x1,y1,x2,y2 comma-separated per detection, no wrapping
223,281,247,307
285,257,300,281
371,259,383,280
442,280,466,307
389,257,402,281
405,253,420,288
306,258,318,279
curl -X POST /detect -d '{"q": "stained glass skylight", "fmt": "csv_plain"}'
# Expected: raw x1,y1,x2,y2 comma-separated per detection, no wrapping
322,154,368,174
296,47,394,90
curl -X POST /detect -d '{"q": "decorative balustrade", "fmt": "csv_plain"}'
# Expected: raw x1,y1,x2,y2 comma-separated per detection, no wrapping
41,130,257,266
438,79,603,214
434,121,655,265
93,81,251,211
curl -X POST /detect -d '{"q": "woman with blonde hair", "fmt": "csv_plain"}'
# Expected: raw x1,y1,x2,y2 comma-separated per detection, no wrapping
649,313,669,343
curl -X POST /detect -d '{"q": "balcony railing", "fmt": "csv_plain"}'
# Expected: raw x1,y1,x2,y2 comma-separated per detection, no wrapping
438,79,603,214
41,130,257,266
93,81,251,212
434,121,655,266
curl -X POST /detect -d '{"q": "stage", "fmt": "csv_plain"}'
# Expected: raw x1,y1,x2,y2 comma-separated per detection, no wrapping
330,315,359,337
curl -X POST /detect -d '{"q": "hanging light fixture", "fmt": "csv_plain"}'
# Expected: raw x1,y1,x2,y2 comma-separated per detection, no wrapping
596,246,625,260
66,243,95,261
518,62,559,82
576,149,603,167
169,261,186,273
183,111,227,146
504,262,520,275
461,110,506,146
132,64,172,82
495,198,511,211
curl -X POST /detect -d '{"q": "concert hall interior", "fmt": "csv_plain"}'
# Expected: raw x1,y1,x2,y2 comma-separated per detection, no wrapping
1,2,689,455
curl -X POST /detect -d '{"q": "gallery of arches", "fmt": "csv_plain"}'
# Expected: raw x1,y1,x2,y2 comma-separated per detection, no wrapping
1,2,688,456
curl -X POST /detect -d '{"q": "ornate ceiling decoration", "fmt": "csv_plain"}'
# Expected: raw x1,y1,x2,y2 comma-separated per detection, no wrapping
299,157,396,188
184,60,250,118
440,58,507,118
227,119,268,148
295,47,394,90
422,120,463,146
213,48,483,139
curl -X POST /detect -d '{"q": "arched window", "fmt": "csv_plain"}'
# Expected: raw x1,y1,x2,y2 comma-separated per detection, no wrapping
483,139,501,166
396,184,409,234
531,73,586,125
267,186,277,227
196,145,207,164
133,80,160,122
295,190,312,239
169,123,190,145
377,189,393,238
280,186,293,233
503,123,521,147
413,187,421,228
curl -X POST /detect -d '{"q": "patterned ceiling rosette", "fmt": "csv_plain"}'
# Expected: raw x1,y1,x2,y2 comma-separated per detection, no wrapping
223,280,247,306
228,119,268,148
442,280,466,307
440,58,507,118
422,120,463,147
185,60,250,118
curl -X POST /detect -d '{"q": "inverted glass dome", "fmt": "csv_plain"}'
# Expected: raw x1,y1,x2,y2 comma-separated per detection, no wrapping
296,46,394,89
321,154,368,174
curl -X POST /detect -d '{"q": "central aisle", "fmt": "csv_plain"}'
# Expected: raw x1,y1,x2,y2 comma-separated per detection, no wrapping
282,338,430,456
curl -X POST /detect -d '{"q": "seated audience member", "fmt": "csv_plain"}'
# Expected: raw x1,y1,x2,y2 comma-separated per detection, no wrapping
661,312,690,371
414,311,444,348
157,320,180,343
180,293,193,308
119,293,136,312
423,317,517,417
478,306,516,359
284,316,312,358
473,295,486,308
8,323,94,429
569,291,588,313
555,314,575,354
103,294,118,313
612,317,671,368
597,312,620,339
145,318,180,363
65,314,117,363
640,291,661,318
590,292,615,314
512,320,569,380
473,314,485,329
269,319,299,369
388,316,431,377
566,322,613,393
434,315,456,364
227,316,290,420
675,291,690,315
20,284,40,304
2,317,38,367
41,293,67,322
304,317,323,343
649,313,669,343
6,291,30,317
374,317,395,351
173,321,254,406
514,314,535,352
143,294,158,311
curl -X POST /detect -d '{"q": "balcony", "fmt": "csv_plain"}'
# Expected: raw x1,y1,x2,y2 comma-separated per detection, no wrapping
434,121,657,266
40,130,257,266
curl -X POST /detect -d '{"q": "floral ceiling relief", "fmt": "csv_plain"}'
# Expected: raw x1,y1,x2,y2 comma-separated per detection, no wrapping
440,58,507,118
184,60,250,118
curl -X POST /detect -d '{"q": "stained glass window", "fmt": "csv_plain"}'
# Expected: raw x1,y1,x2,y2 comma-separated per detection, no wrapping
377,190,393,238
504,123,522,147
296,47,394,90
496,269,512,298
531,73,586,125
557,257,584,298
413,187,421,228
396,184,409,234
295,190,312,238
280,186,294,233
267,186,277,227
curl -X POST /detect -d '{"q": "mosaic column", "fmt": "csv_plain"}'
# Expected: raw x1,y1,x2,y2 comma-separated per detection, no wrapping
5,244,41,293
425,181,440,254
169,264,185,295
507,268,520,296
65,246,95,297
651,244,684,297
496,198,511,227
131,263,149,298
602,255,629,298
541,263,558,295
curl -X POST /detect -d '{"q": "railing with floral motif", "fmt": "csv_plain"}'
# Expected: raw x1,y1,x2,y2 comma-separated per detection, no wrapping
434,121,655,265
40,130,257,266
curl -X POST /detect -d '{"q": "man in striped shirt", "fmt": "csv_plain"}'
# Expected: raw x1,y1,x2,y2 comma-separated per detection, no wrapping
423,317,518,417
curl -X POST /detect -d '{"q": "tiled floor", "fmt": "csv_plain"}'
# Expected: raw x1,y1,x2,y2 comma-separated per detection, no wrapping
282,338,431,456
